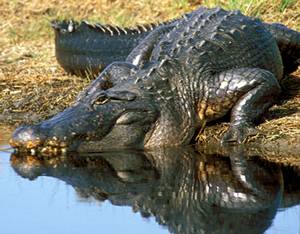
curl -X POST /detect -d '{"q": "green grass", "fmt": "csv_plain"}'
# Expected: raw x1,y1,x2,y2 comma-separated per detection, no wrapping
203,0,265,13
202,0,294,16
279,0,296,12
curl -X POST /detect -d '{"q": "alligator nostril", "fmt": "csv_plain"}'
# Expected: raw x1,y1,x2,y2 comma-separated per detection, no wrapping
9,125,44,149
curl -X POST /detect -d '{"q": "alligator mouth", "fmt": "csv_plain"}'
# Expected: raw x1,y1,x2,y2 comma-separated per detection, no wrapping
9,137,69,157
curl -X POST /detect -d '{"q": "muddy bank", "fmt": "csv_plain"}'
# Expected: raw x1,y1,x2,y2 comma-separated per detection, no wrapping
198,133,300,168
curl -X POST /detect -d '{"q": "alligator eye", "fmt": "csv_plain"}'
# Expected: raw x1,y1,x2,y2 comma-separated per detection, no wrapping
93,95,110,105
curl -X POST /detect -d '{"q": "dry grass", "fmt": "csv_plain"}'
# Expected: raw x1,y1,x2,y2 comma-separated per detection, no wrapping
0,0,299,150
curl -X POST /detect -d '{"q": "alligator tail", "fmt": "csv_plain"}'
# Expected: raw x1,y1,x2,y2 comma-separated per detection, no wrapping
264,23,300,75
51,14,189,78
51,20,155,77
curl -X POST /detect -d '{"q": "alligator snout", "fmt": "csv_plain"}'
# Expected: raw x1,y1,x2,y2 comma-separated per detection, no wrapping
10,125,68,156
10,125,44,149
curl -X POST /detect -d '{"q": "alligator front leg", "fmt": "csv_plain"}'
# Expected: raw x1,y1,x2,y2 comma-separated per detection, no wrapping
213,68,281,144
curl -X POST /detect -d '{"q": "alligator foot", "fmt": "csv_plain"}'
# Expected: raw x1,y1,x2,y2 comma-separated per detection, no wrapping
221,124,259,144
215,68,280,145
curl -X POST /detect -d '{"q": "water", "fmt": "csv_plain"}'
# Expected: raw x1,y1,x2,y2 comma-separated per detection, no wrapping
1,127,300,234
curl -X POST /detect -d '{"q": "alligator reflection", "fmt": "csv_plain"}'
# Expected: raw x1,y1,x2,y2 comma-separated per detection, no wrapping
10,146,300,234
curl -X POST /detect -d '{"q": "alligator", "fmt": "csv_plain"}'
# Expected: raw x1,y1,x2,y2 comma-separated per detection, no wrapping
52,12,299,78
11,146,300,234
52,20,159,77
10,6,300,154
52,16,189,77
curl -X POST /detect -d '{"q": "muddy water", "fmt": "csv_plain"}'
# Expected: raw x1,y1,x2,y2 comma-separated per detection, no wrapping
1,126,300,234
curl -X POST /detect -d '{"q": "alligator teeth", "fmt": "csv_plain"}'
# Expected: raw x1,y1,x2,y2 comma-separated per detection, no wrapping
60,142,67,147
40,146,55,157
41,147,48,154
47,140,59,147
61,148,67,156
30,149,36,156
53,148,58,155
25,139,42,149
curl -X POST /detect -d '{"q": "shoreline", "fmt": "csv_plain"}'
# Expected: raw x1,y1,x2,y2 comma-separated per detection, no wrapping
1,72,299,162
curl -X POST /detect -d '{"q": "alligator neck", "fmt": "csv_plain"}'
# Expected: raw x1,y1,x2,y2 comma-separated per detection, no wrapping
142,70,198,148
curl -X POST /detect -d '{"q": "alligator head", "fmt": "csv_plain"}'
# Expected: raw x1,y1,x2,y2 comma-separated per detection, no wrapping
10,62,161,155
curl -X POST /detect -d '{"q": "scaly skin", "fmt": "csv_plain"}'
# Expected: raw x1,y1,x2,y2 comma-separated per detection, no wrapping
52,20,150,77
53,17,299,78
11,146,288,234
52,16,183,77
10,7,300,153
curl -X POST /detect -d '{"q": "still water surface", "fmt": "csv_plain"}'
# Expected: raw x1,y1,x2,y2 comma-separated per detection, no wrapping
0,127,300,234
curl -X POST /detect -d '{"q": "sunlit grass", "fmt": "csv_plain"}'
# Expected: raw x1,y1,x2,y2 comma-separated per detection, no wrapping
278,0,297,12
0,0,299,46
204,0,298,17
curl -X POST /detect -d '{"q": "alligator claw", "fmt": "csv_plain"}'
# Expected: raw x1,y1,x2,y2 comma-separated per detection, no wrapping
221,124,259,144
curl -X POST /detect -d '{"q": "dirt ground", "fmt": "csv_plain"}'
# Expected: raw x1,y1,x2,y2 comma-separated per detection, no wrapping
0,0,299,164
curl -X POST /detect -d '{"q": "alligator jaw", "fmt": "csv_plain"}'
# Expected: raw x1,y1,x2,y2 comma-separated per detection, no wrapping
10,137,68,157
